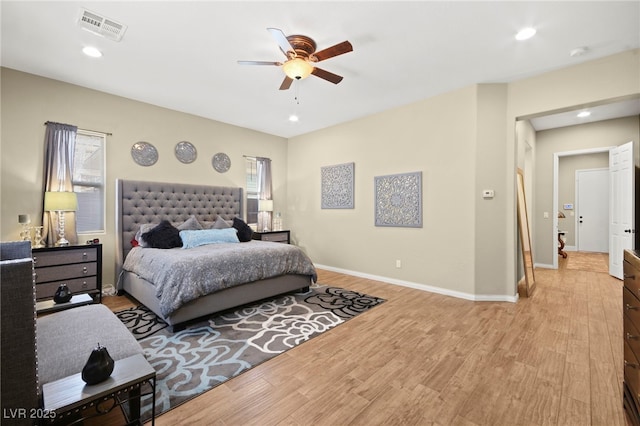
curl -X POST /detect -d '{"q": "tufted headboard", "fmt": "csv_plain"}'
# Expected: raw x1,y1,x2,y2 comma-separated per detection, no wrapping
115,179,243,273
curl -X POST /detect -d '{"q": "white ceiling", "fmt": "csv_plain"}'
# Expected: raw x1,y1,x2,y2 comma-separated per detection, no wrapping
2,1,639,138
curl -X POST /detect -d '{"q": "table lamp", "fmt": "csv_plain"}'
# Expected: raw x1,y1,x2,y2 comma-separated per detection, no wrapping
258,199,273,232
44,191,77,246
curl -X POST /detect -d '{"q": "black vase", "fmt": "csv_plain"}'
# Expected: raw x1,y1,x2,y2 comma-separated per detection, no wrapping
81,344,115,385
53,284,72,304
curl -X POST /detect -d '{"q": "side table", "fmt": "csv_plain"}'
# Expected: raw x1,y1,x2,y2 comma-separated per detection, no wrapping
252,230,290,244
43,353,155,425
36,294,94,315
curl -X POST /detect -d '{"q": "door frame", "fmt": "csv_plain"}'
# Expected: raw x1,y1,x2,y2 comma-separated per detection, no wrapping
552,146,615,269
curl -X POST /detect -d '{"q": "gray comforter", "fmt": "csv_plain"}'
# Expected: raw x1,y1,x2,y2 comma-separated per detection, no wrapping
122,241,317,317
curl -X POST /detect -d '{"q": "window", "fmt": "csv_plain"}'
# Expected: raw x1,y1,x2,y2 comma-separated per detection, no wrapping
245,156,259,226
72,130,105,233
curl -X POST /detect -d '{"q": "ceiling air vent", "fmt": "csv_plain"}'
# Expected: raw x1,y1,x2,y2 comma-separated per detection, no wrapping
78,8,127,42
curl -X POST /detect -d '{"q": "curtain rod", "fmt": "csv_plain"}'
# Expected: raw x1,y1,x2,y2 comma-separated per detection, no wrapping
44,121,112,136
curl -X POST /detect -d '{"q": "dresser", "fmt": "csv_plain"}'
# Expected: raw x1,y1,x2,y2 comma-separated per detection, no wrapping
252,230,290,244
32,244,102,306
624,249,640,425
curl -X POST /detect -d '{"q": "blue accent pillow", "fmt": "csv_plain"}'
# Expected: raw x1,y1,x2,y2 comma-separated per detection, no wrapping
180,228,240,248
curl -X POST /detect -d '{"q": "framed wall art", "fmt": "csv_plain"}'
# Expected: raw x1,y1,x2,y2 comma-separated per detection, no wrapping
374,171,422,227
321,162,355,209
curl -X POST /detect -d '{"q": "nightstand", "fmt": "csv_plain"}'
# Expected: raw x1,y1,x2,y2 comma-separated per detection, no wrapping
32,244,102,310
252,230,290,244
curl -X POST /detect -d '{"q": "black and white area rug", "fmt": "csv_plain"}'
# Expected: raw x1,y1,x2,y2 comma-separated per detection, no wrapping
115,284,385,421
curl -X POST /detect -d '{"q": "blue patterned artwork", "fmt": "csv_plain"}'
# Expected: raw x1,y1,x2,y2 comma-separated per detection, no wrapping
374,171,423,227
321,162,355,209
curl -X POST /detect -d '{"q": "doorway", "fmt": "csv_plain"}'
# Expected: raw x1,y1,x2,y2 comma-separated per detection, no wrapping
552,147,614,270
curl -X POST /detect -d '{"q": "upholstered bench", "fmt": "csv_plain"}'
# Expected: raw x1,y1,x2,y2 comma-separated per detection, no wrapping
37,304,143,386
0,241,146,425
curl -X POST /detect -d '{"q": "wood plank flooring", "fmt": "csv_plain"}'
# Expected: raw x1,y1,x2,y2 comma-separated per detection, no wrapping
101,252,627,425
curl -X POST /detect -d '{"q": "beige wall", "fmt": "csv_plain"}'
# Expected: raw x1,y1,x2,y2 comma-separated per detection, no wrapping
533,117,640,266
2,49,639,300
0,68,288,286
289,49,639,298
287,86,479,296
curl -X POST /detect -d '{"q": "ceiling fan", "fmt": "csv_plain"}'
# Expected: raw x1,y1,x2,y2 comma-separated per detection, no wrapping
238,28,353,90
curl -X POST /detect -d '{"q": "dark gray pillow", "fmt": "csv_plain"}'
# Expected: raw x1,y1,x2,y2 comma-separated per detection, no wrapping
212,216,231,229
177,215,203,231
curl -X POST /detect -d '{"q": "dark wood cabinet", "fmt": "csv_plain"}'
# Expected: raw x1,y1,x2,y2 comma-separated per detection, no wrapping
624,249,640,425
32,244,102,306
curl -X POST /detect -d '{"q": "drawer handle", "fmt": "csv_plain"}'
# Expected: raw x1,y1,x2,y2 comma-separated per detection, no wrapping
627,274,637,280
626,360,640,369
82,252,88,259
626,304,639,311
82,266,88,274
627,333,640,341
33,256,38,264
82,281,88,289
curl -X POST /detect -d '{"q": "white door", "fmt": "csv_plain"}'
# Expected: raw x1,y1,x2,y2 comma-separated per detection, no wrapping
576,169,609,253
610,141,635,279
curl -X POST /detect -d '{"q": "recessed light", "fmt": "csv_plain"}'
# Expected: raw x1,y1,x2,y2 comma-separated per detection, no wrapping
82,46,102,58
288,114,299,122
577,111,591,118
515,27,536,41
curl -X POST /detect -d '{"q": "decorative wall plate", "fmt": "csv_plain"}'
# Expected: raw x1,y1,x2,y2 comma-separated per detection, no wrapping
131,141,158,166
212,152,231,173
175,141,197,164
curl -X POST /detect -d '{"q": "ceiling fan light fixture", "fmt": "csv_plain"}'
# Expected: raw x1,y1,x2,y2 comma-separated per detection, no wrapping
282,58,313,80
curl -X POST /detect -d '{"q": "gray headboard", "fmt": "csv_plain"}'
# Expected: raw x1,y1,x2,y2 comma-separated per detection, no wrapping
115,179,243,272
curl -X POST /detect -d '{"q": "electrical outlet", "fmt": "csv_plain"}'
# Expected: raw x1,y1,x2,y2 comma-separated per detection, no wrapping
396,259,402,268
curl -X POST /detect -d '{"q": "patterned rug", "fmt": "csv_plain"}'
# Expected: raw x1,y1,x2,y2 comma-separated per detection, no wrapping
115,284,385,422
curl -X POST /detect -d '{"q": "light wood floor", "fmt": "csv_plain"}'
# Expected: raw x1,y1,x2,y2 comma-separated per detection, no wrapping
102,252,627,425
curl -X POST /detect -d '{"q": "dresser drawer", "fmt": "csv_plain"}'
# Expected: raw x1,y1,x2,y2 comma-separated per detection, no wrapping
261,232,288,242
36,276,98,300
626,313,640,357
33,247,97,267
626,259,640,296
626,339,640,404
625,287,640,326
35,262,97,284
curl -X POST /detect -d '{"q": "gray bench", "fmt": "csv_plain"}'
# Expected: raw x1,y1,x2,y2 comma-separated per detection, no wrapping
1,241,144,424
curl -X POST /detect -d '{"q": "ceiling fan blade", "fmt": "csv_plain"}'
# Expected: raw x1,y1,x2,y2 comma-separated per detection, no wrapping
237,60,282,66
267,27,294,57
312,41,353,62
311,67,344,84
279,76,293,90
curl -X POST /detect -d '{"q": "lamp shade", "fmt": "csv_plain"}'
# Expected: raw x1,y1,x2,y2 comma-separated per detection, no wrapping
282,58,313,80
258,199,273,212
44,191,78,212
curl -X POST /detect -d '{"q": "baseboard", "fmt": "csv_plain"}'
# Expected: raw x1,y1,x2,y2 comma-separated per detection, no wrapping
535,263,556,269
315,264,518,303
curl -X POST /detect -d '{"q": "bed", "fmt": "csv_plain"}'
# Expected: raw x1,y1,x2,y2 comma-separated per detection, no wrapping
115,179,316,331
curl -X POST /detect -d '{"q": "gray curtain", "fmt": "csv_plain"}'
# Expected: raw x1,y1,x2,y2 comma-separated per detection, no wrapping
42,122,78,245
257,157,273,232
